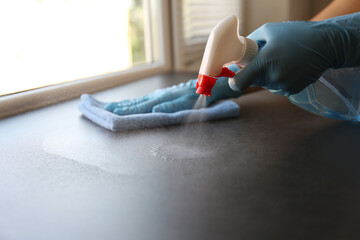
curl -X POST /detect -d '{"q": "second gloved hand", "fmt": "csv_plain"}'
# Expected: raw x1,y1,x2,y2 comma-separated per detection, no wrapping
105,65,242,115
231,13,360,96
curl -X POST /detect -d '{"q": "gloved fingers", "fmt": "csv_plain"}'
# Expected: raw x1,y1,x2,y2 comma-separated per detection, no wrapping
105,80,199,115
104,101,129,112
230,59,262,91
225,64,241,73
152,94,200,113
150,81,197,99
104,96,150,111
112,98,164,115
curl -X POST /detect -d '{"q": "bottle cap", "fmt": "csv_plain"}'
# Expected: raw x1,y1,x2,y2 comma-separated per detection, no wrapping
235,37,258,66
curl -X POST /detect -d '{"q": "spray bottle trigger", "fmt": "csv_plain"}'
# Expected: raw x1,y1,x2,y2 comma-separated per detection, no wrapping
215,67,236,78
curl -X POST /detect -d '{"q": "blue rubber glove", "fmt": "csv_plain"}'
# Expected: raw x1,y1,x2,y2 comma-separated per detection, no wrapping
105,64,242,115
231,12,360,96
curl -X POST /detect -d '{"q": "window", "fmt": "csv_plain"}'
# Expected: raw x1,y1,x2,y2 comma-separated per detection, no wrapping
171,0,244,72
0,0,168,96
0,0,170,118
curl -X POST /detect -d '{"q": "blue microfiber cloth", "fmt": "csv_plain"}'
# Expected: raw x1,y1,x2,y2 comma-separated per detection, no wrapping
78,94,240,131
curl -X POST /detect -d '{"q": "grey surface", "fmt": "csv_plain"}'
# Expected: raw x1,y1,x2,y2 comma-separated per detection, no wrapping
1,72,360,240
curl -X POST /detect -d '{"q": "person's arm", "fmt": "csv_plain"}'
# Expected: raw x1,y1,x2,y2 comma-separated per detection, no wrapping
312,0,360,21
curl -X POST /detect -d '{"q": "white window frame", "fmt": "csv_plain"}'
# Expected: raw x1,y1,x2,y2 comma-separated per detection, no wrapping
0,0,172,119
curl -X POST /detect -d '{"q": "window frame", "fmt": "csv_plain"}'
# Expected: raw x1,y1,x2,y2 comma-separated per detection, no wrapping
0,0,172,119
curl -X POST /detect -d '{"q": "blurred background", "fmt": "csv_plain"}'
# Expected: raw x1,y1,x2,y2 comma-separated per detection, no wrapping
0,0,332,96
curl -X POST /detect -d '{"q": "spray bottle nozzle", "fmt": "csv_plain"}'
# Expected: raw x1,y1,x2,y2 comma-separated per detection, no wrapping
196,74,217,96
196,67,236,96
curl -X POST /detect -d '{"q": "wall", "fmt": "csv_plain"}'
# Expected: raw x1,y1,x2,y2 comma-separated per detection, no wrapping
242,0,332,35
312,0,333,15
243,0,289,34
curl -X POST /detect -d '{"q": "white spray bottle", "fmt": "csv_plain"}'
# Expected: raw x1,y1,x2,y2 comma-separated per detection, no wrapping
196,15,258,96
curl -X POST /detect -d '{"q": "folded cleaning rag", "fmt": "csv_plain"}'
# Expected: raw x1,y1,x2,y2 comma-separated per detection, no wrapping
78,94,240,131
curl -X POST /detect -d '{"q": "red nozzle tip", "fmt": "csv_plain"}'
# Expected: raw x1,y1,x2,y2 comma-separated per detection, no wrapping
196,67,236,96
196,74,217,96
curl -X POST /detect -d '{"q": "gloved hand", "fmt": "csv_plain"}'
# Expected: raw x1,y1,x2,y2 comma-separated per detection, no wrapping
105,64,242,115
231,12,360,96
